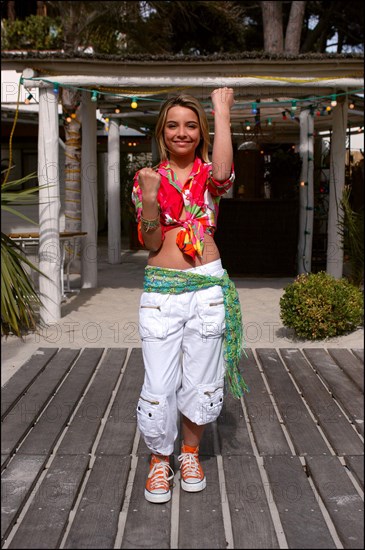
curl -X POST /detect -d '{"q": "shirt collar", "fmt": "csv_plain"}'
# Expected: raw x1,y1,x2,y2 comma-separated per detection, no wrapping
159,156,203,178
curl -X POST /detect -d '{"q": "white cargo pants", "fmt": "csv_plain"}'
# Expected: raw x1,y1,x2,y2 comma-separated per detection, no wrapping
137,259,226,456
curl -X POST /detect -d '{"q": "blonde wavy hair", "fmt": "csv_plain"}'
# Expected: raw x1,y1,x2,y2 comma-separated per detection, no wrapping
155,94,210,162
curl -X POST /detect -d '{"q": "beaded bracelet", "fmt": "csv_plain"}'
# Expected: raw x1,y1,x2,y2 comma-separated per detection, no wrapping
141,212,161,232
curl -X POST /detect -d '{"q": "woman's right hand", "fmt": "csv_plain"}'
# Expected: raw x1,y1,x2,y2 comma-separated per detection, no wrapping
138,168,161,201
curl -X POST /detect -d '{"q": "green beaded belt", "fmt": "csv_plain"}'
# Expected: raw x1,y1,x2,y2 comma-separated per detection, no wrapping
143,266,249,398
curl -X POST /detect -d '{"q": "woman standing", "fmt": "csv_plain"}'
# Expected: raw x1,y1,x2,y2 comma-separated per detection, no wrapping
132,87,248,504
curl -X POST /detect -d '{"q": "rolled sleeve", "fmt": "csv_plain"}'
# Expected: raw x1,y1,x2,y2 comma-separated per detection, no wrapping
207,164,235,196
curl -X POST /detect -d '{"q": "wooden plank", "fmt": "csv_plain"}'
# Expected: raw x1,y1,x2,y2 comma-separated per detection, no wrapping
1,349,104,544
263,456,336,548
1,455,46,544
235,349,291,456
303,349,364,436
57,348,122,455
18,348,104,455
256,349,329,456
223,455,279,548
305,455,364,549
63,455,132,549
96,348,139,456
344,456,364,490
8,454,90,549
327,348,364,392
1,348,58,420
1,349,81,468
351,349,364,363
178,456,227,549
217,390,255,455
280,349,363,456
121,456,171,549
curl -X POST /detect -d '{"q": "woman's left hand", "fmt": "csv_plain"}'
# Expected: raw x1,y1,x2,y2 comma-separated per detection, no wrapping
211,87,234,112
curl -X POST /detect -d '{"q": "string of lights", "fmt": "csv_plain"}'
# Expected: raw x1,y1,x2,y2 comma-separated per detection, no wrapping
20,75,364,118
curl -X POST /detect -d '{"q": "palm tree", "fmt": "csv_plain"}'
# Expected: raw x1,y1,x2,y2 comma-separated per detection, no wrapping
1,173,47,337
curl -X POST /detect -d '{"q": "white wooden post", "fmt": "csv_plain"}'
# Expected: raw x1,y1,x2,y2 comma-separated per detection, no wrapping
326,99,348,278
107,118,121,263
81,91,98,288
38,87,61,324
297,109,314,274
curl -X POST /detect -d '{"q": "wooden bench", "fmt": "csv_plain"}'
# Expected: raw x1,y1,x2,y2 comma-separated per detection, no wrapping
1,347,363,548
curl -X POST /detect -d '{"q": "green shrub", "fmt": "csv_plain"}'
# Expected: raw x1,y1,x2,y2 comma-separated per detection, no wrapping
280,271,364,340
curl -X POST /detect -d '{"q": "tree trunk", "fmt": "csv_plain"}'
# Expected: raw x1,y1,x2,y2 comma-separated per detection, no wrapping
285,1,306,54
7,1,16,20
61,88,82,264
36,1,47,16
261,1,284,53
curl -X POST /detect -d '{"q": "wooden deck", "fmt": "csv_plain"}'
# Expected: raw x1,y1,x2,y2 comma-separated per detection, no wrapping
1,347,363,549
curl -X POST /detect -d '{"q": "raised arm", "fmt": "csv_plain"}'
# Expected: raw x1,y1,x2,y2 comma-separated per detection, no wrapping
211,87,234,182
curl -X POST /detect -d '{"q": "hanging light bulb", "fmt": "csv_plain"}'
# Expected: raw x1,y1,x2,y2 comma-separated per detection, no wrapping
245,120,251,130
114,106,121,114
349,102,355,109
282,111,287,120
326,105,332,112
267,118,272,126
71,112,77,119
66,115,72,123
330,95,337,107
24,93,33,105
291,100,297,111
91,90,98,102
131,97,138,109
251,102,258,114
53,83,59,94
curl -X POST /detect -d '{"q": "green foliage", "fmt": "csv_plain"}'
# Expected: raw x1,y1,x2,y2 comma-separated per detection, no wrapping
1,173,46,338
280,271,364,340
2,15,63,50
338,186,364,287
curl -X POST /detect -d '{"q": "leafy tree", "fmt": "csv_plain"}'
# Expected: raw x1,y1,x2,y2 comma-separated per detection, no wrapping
1,13,63,50
2,1,363,54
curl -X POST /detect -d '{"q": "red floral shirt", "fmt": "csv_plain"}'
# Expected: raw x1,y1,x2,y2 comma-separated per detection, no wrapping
131,156,234,259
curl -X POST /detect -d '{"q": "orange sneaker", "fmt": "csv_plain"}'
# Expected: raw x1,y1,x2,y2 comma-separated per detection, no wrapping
178,443,206,492
145,454,174,503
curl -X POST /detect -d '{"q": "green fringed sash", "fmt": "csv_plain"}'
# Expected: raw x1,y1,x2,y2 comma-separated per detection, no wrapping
143,266,249,398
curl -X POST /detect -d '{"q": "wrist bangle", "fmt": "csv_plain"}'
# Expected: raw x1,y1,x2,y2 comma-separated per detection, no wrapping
141,211,160,232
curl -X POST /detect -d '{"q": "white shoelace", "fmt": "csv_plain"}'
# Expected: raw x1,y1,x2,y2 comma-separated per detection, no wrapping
178,452,201,478
148,460,174,490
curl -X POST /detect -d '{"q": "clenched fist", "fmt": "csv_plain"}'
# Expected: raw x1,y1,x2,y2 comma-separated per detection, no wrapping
211,87,235,113
138,167,161,200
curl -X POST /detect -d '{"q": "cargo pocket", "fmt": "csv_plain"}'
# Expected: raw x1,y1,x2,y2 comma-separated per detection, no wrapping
139,292,171,340
196,380,224,424
136,393,167,438
196,286,226,339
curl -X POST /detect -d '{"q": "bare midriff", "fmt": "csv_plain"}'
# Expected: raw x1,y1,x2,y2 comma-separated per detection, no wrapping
147,226,220,269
